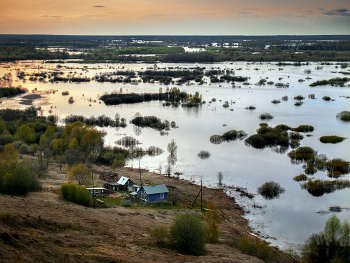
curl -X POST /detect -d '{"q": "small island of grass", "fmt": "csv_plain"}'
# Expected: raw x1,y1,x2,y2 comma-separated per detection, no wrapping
320,135,346,144
309,77,350,87
336,111,350,121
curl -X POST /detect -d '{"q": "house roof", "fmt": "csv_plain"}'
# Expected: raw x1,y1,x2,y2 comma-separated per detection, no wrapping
117,176,132,186
141,184,169,195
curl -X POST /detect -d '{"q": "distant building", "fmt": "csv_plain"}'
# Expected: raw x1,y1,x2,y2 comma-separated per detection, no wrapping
99,172,118,182
86,187,108,197
138,184,169,203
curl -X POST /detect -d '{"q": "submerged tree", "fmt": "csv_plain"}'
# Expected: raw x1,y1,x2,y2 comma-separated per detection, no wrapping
166,139,177,176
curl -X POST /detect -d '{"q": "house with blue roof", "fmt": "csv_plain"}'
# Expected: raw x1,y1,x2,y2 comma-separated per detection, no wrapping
138,184,169,203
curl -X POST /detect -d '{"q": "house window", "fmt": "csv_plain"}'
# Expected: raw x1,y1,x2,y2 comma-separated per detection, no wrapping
160,193,164,199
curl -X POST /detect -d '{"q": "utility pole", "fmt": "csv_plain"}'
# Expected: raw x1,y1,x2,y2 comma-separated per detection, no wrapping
92,171,95,208
201,180,203,211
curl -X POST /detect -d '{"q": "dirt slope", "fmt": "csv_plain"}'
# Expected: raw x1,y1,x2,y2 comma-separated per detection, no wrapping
0,163,292,263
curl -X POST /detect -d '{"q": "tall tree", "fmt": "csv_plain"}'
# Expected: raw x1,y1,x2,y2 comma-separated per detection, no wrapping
68,163,92,186
0,143,18,178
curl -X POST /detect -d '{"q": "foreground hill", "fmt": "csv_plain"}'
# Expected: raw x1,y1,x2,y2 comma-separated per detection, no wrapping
0,162,293,263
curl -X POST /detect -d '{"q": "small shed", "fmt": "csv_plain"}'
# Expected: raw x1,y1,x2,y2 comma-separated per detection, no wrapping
86,187,108,197
103,182,119,192
138,184,169,203
116,176,134,192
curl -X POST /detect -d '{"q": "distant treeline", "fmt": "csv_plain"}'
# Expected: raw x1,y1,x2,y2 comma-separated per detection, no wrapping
0,87,26,98
118,46,184,54
0,45,70,61
100,92,172,105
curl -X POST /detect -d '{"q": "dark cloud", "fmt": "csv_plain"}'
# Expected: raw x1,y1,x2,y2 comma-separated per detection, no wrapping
319,8,324,11
93,5,105,8
323,8,350,16
334,8,349,13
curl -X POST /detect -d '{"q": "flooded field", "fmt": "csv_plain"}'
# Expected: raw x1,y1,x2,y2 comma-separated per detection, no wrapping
1,60,350,249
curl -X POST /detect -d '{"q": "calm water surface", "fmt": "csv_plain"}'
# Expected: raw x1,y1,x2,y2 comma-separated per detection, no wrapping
1,61,350,249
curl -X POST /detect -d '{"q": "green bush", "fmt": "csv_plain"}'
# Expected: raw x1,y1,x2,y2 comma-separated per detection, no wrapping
150,225,168,245
169,214,207,255
60,183,91,206
1,163,38,195
257,181,285,200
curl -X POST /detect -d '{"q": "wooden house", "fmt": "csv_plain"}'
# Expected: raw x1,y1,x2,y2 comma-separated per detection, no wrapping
99,172,118,182
115,176,134,192
138,184,169,203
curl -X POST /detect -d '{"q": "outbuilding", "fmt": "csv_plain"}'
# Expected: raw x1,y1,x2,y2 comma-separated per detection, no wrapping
138,184,169,203
115,176,134,192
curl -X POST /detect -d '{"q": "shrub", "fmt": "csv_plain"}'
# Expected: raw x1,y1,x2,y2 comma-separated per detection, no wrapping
293,174,308,182
1,163,38,195
245,134,266,149
245,105,256,110
323,96,331,101
60,183,91,206
259,113,274,120
239,236,252,254
274,124,290,132
169,214,207,255
234,236,275,262
326,158,350,176
257,181,285,200
18,143,30,154
290,140,300,149
320,136,346,144
150,225,168,245
336,111,350,121
0,134,14,146
294,95,305,101
301,179,350,197
305,165,317,175
221,130,247,141
197,150,211,159
210,135,223,144
288,146,317,162
291,125,314,133
290,132,304,141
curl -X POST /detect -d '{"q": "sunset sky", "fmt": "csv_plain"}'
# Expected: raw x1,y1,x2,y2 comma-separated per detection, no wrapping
1,0,350,35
